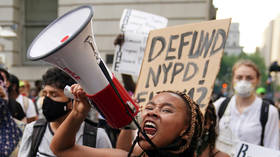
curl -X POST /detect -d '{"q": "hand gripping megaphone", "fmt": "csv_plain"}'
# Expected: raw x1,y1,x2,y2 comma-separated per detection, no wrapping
26,5,139,128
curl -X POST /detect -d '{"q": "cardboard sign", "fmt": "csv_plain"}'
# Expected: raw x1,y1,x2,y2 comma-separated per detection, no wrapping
134,19,231,110
113,9,168,76
120,9,168,35
234,141,280,157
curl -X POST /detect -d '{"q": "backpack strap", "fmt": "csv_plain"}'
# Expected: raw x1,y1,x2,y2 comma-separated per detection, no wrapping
29,118,47,157
7,99,26,120
83,119,98,148
260,100,269,146
22,96,29,113
218,97,231,119
98,119,120,148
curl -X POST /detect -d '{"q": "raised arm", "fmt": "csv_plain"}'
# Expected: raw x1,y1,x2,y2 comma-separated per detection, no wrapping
50,84,90,156
116,129,136,151
50,84,129,157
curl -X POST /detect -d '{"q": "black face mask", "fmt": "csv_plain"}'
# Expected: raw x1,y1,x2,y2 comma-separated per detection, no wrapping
42,96,71,122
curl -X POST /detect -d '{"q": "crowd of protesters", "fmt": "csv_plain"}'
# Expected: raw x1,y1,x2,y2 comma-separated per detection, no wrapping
2,58,280,157
1,33,280,157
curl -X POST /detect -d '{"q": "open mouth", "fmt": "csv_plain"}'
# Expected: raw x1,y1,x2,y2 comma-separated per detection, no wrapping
143,121,157,138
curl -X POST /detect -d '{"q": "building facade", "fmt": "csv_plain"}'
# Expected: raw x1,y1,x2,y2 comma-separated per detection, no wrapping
223,23,243,56
0,0,216,83
261,15,280,67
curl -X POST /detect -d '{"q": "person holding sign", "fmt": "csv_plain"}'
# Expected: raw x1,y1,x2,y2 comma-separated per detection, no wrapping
214,60,279,151
113,33,136,95
50,84,203,157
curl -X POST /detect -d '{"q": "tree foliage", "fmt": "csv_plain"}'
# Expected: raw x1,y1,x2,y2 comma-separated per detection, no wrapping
216,51,268,90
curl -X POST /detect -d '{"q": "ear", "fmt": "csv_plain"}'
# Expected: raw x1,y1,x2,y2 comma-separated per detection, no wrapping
180,126,188,136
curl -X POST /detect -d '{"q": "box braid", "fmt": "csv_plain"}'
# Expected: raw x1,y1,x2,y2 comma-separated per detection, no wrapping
196,101,217,157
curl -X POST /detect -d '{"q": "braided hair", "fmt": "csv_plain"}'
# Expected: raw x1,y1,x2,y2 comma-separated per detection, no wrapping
196,101,217,157
145,90,204,156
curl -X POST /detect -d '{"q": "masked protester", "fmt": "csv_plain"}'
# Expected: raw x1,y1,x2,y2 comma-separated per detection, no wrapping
50,87,203,157
214,59,279,153
18,67,112,157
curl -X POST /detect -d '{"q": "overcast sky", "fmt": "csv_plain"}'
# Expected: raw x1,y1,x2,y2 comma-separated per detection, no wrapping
213,0,280,53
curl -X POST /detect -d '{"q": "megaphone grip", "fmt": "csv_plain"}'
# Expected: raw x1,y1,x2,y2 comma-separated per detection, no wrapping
86,76,139,128
64,85,75,99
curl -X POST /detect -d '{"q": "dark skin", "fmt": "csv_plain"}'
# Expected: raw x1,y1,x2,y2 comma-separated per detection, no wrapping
50,84,190,157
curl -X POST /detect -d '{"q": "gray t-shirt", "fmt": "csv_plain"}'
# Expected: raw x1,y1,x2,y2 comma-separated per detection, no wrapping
18,121,112,157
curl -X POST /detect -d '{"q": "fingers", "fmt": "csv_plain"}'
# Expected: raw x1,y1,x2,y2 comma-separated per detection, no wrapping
70,84,85,97
70,84,89,104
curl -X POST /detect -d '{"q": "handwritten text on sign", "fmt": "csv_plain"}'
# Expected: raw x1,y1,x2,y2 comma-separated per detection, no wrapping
113,9,167,76
120,9,168,35
134,19,231,109
234,141,280,157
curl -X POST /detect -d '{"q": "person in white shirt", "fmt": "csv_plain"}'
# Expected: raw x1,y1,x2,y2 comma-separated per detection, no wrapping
214,59,279,150
18,67,112,157
9,74,38,123
16,94,37,121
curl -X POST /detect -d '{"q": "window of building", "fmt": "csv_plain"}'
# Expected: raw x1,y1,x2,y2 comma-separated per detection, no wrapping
106,54,114,64
22,0,57,65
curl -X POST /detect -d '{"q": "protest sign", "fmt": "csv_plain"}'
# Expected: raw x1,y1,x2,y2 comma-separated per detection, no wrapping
120,9,168,35
134,19,231,111
234,141,280,157
113,33,147,76
113,9,168,76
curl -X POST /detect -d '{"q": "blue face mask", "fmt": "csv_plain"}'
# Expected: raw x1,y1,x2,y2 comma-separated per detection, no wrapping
42,96,70,122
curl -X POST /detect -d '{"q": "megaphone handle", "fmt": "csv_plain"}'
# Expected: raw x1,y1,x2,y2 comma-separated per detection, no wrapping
98,60,131,112
84,35,101,62
64,85,75,99
64,85,108,120
98,60,158,150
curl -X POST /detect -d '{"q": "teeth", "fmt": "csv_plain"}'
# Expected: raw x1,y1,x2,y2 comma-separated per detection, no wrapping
145,121,156,128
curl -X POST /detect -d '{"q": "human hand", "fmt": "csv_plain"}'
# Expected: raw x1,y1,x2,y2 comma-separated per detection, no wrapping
70,84,91,117
113,34,125,46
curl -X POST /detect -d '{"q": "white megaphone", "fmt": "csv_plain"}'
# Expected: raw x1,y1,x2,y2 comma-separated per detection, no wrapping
26,5,139,128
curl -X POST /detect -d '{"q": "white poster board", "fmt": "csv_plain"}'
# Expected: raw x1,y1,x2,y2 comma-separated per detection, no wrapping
234,141,280,157
112,9,168,76
216,131,280,157
119,9,168,35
